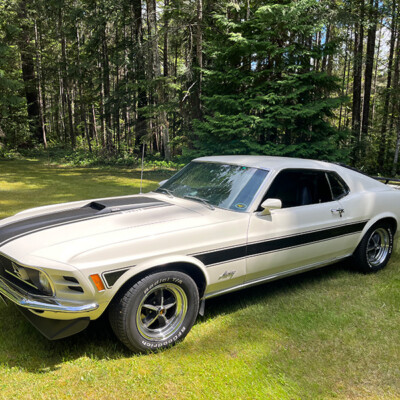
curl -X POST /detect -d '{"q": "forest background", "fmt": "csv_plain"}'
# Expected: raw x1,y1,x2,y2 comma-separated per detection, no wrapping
0,0,400,174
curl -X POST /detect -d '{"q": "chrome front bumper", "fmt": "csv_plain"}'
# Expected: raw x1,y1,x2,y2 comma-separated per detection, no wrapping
0,276,98,313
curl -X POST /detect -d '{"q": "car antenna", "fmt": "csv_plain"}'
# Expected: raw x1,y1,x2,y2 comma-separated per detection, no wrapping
139,143,145,194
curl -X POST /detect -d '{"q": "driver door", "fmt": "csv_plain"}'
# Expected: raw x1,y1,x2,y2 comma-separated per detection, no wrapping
245,169,359,282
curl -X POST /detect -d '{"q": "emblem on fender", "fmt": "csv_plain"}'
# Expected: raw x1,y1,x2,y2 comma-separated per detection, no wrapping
218,270,236,280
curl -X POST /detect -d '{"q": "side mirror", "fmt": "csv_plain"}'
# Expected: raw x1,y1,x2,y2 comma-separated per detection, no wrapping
259,198,282,216
158,179,168,186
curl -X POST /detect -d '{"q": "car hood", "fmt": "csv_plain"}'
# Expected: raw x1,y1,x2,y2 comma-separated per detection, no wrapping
0,193,222,267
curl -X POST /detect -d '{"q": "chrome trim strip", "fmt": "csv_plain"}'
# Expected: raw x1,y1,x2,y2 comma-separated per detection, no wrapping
203,253,352,300
0,277,98,313
5,269,40,290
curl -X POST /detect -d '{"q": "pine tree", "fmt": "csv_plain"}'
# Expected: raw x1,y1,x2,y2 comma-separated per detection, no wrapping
191,0,347,162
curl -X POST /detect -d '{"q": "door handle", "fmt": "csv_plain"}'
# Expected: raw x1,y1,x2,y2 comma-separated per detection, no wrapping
331,208,345,217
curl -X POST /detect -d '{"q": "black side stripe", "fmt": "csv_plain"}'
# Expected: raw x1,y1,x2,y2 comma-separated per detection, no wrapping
193,246,247,267
192,220,368,267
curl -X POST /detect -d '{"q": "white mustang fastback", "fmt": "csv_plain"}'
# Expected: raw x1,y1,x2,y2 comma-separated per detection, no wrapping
0,156,399,352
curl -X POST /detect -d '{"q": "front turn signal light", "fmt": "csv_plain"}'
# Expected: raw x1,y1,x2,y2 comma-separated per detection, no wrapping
90,274,105,291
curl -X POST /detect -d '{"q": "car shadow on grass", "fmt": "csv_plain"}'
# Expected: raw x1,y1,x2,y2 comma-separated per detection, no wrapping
199,260,353,320
0,260,353,374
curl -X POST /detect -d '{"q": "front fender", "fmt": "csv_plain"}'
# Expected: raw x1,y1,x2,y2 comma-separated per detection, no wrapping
109,254,209,297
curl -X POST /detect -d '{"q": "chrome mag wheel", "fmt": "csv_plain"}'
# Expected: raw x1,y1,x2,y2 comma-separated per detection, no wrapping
136,283,188,340
109,271,199,352
366,228,390,267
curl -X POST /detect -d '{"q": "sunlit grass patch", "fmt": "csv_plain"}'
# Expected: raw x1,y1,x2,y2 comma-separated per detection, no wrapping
0,159,168,218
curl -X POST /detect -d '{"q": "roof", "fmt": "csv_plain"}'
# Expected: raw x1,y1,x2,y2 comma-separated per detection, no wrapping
194,155,335,171
194,155,389,192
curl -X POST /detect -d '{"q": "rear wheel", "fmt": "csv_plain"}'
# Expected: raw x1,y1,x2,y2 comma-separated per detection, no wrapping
109,271,199,352
353,222,394,273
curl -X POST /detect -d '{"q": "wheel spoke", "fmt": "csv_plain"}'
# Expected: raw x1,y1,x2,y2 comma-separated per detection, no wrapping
159,314,168,325
143,313,159,328
142,303,159,311
160,288,164,306
164,301,177,310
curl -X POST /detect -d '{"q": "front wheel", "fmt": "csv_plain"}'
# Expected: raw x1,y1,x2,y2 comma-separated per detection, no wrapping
353,222,394,273
109,271,199,352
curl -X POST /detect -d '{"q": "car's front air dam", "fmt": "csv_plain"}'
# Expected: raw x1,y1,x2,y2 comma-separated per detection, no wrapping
17,306,90,340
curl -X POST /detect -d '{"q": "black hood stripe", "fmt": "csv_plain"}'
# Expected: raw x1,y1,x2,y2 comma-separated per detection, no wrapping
0,196,170,247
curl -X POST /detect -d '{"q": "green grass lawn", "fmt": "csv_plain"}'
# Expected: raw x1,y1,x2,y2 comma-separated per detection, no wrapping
0,159,399,399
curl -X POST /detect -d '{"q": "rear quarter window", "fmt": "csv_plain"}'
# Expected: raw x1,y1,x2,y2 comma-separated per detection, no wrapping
327,172,350,200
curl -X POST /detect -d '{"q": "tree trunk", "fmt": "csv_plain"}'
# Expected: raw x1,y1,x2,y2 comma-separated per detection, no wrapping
360,0,378,158
371,18,383,123
114,25,121,152
392,115,400,176
192,0,203,119
91,104,99,145
339,27,350,131
34,18,47,148
162,0,171,160
101,21,112,152
390,33,400,175
321,25,330,72
351,1,364,164
18,1,44,145
76,26,91,153
377,0,396,168
59,6,75,147
389,32,400,141
132,0,147,152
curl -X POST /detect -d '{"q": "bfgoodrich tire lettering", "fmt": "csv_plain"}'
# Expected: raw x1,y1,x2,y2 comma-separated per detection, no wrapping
353,222,394,273
109,271,199,352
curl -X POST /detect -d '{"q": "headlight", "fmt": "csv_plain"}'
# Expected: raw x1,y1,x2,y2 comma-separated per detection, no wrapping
5,261,54,296
38,271,53,295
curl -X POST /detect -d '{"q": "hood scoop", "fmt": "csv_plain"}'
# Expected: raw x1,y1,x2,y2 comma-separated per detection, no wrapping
87,201,106,211
84,196,170,214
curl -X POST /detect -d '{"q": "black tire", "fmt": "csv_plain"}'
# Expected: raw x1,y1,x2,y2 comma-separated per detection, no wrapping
353,221,394,273
109,271,199,352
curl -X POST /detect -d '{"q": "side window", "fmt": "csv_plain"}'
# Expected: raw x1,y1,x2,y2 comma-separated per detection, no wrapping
262,169,333,209
327,172,350,200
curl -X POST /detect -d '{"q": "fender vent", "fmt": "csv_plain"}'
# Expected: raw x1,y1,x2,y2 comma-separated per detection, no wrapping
60,276,84,294
68,286,84,293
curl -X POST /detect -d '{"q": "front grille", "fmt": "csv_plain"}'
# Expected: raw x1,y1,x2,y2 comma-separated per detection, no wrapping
0,254,13,275
0,254,46,296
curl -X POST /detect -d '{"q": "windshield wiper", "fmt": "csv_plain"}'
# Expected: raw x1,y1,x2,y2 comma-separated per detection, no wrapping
183,195,215,210
156,188,174,198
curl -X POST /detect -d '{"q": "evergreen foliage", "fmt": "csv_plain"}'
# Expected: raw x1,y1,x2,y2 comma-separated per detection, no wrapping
191,0,347,161
0,0,399,173
0,3,28,147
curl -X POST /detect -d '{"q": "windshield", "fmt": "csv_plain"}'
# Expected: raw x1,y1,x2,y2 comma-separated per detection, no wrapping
155,162,269,212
